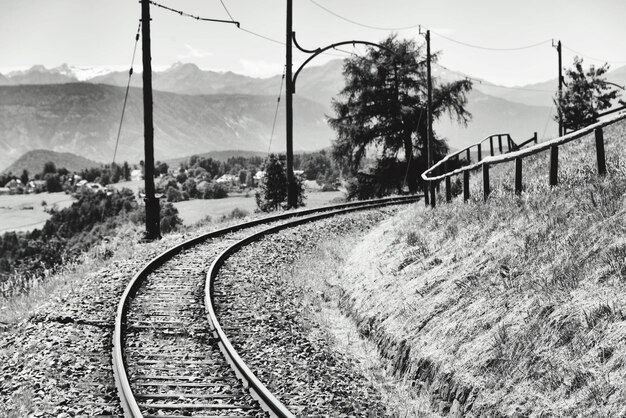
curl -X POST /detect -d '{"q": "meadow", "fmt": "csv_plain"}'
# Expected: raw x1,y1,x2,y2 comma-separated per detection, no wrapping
0,192,75,233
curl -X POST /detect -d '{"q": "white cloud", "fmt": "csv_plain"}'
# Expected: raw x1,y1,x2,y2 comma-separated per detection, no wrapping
238,59,283,78
177,44,214,60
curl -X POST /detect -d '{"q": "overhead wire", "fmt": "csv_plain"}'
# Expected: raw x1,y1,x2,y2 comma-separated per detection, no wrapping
541,103,555,141
562,45,626,64
308,0,552,53
217,0,236,22
267,67,287,156
308,0,420,31
149,0,239,26
113,21,142,165
433,62,554,92
431,31,552,52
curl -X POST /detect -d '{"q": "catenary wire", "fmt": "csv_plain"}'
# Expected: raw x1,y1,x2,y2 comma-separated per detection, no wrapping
433,63,554,93
431,31,552,52
267,67,287,155
113,21,142,165
149,0,239,25
217,0,236,22
562,45,626,64
541,103,555,141
308,0,552,53
308,0,421,31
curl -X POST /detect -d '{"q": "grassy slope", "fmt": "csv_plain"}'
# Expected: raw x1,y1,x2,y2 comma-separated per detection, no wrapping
339,119,626,417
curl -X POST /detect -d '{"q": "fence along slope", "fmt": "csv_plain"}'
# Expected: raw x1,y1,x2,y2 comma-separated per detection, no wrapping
422,110,626,200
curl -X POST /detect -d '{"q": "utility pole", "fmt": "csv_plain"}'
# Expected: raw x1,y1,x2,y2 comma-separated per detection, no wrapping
141,0,160,240
425,30,435,208
554,39,563,137
285,0,297,208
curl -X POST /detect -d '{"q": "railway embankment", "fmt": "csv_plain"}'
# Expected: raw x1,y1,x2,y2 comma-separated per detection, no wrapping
332,119,626,416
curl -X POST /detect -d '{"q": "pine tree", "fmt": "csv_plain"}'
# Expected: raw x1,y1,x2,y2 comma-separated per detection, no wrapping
555,57,621,131
328,35,472,196
255,154,304,212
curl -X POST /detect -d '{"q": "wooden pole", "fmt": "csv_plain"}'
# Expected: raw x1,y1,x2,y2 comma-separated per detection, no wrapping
285,0,297,208
426,30,435,208
444,162,451,202
466,148,471,163
557,41,563,137
490,136,494,156
141,0,160,240
498,135,503,154
477,144,482,161
463,170,470,201
549,145,559,186
515,157,522,195
483,163,490,201
595,127,606,176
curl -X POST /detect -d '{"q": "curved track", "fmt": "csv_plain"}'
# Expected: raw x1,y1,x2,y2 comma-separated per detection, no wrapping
112,196,420,417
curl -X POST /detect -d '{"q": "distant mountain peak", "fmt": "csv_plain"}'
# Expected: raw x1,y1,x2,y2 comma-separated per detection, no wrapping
165,62,201,73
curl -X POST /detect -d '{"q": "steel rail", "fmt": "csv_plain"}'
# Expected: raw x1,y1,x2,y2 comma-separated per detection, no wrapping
112,194,420,417
204,197,420,417
422,111,626,182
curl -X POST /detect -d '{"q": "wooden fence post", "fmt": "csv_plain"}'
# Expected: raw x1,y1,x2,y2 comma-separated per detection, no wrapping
515,157,522,195
477,144,482,161
549,145,559,186
463,170,470,201
490,137,494,156
444,161,450,203
483,163,490,201
429,181,436,208
534,132,538,144
595,127,606,176
498,135,503,154
466,148,471,163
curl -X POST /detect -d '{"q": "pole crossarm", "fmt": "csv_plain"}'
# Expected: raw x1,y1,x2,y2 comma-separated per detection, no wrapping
291,31,397,91
149,0,240,26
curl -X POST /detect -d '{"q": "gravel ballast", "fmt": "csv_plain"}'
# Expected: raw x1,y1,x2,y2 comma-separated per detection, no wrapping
1,204,409,416
214,207,404,417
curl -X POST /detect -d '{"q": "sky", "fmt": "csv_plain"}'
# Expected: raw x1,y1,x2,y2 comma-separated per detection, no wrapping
1,0,625,86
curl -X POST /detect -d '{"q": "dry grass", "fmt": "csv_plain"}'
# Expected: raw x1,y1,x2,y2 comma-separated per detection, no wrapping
330,120,626,416
284,236,442,417
0,223,145,329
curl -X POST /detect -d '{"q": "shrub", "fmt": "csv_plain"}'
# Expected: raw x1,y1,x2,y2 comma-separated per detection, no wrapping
256,154,305,211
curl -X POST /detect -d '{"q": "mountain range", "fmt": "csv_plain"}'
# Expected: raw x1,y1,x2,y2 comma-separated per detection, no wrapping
0,60,624,172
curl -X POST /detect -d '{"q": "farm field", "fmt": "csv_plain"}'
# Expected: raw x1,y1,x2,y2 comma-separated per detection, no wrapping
0,192,75,233
173,190,345,225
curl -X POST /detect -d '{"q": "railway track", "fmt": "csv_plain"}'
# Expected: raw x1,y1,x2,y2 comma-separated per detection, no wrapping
112,196,420,417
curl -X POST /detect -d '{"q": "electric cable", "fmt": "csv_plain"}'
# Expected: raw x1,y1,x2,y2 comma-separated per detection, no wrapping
267,67,287,155
113,21,142,165
309,0,552,53
431,31,552,52
218,0,236,22
562,45,626,64
433,62,554,92
149,0,239,26
308,0,420,31
540,103,555,141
